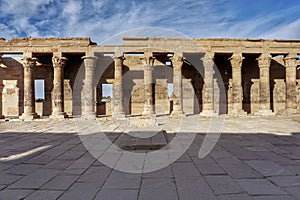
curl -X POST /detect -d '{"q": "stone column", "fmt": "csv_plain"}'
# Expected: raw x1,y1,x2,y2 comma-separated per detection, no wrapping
20,57,39,120
112,56,125,118
171,55,184,116
256,53,274,115
284,53,298,114
200,52,217,116
141,56,155,116
50,56,68,119
82,56,98,118
228,53,247,116
0,83,4,119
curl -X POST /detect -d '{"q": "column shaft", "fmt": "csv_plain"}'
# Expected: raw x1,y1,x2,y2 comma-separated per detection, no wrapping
20,57,39,120
112,56,125,118
284,53,298,113
256,53,274,115
141,56,155,116
50,56,67,118
0,83,3,118
171,55,184,116
82,56,98,118
228,53,247,115
200,52,216,116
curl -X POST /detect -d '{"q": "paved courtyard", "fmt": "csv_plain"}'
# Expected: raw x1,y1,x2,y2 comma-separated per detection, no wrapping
0,115,300,200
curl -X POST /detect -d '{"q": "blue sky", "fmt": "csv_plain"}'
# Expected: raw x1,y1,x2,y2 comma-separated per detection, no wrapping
0,0,300,44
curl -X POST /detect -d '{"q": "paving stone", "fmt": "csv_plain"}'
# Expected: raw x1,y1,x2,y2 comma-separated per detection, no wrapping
8,169,59,189
142,165,173,179
41,175,78,190
139,179,178,200
175,177,216,200
102,170,141,189
236,179,286,195
215,157,262,179
57,150,86,160
0,185,7,190
77,165,111,183
5,164,41,175
57,182,100,200
94,189,138,200
269,176,300,187
44,159,74,169
217,194,252,200
253,196,296,200
171,162,201,179
283,186,300,199
0,173,22,185
246,160,289,177
205,175,244,195
25,190,63,200
0,189,34,199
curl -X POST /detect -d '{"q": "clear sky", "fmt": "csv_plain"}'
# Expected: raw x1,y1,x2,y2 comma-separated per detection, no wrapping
0,0,300,44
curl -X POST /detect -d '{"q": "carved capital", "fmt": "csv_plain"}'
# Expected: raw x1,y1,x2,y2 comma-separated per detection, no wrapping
140,56,155,67
201,52,215,67
82,56,98,68
229,53,244,68
22,57,38,68
170,55,184,69
52,56,67,68
284,53,298,68
257,53,271,68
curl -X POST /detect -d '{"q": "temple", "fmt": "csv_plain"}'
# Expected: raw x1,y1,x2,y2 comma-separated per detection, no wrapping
0,37,299,120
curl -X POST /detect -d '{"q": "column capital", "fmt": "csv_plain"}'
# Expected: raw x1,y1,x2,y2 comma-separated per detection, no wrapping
112,55,125,61
229,53,244,68
140,56,155,66
52,56,67,68
257,53,271,68
82,56,98,68
21,57,38,68
170,55,184,69
201,51,215,67
284,53,298,68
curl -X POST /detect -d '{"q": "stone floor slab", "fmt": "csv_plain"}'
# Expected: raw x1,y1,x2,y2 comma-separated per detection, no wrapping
236,179,286,195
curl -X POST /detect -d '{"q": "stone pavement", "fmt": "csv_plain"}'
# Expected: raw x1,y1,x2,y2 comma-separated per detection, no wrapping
0,115,300,199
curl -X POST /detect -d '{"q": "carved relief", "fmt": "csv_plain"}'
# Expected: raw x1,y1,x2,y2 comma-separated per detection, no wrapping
273,79,286,114
250,79,260,113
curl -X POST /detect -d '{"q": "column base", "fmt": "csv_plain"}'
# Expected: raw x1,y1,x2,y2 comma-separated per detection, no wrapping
285,108,298,114
112,112,126,119
228,109,247,116
171,110,185,117
20,113,39,121
50,112,68,119
200,110,218,117
82,112,96,119
254,110,275,116
142,110,155,116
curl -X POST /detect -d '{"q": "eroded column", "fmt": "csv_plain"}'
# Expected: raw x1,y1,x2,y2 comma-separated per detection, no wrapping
200,52,217,116
50,56,68,119
284,53,298,114
20,57,39,120
228,53,247,116
82,56,98,118
256,53,274,115
112,56,125,118
0,83,3,119
141,56,155,116
171,55,184,116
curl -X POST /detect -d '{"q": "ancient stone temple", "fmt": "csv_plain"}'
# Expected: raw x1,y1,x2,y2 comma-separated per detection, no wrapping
0,37,299,120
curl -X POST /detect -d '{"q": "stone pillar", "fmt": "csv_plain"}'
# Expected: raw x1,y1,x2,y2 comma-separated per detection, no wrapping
82,56,98,119
0,83,4,119
200,52,217,116
256,53,274,115
228,53,247,116
284,53,298,114
112,56,125,118
20,57,39,120
171,55,184,116
50,56,68,119
141,56,155,116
